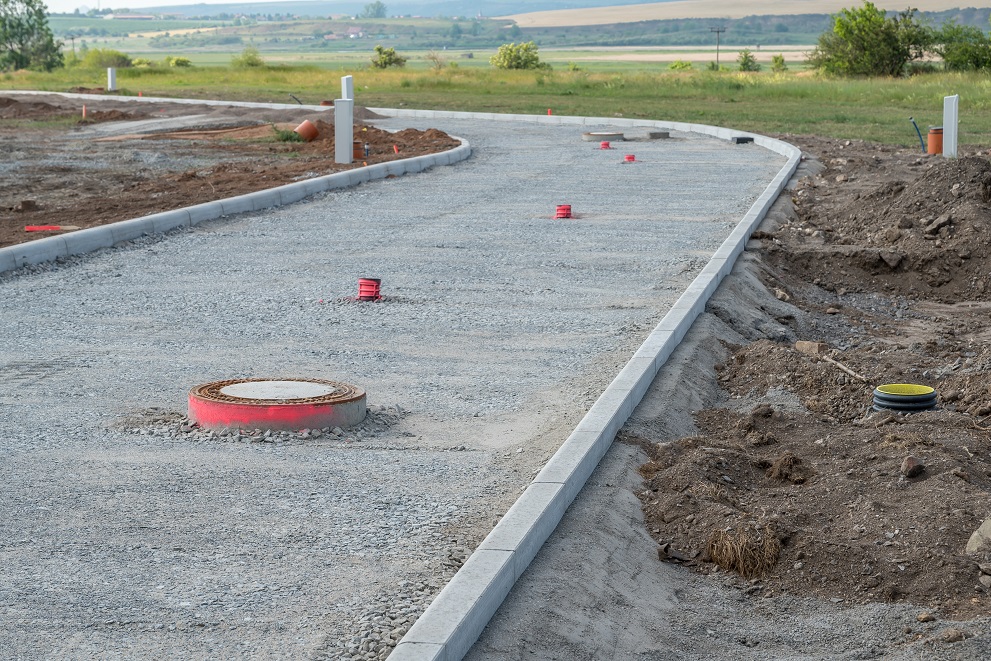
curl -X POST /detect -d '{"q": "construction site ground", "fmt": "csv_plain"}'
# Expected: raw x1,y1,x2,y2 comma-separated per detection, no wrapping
2,94,989,658
0,93,457,248
470,136,991,659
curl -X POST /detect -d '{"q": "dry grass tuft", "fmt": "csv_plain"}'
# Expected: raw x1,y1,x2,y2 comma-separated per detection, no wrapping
707,525,781,579
690,480,737,507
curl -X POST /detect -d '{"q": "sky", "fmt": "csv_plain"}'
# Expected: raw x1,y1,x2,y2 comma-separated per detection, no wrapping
46,0,234,13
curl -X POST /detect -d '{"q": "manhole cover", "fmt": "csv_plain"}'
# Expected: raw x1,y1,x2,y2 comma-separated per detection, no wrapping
188,378,366,431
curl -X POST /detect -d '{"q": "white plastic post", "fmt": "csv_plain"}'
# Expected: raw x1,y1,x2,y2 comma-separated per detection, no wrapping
341,75,354,101
943,94,959,159
107,67,117,91
335,98,354,164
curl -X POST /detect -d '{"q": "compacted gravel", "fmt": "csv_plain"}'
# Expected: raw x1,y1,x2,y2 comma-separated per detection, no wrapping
0,115,785,659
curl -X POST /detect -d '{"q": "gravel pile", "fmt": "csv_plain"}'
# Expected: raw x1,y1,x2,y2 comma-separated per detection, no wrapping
0,117,785,658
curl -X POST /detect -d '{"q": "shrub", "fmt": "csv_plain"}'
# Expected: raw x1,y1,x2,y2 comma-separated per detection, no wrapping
668,59,693,70
80,48,131,69
706,61,730,72
933,22,991,71
371,45,406,69
806,1,933,77
490,41,548,70
231,46,264,68
425,50,446,71
165,56,192,68
737,49,761,72
770,54,788,72
131,57,154,68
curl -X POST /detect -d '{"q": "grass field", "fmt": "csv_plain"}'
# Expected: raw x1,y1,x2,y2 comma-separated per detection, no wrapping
3,63,988,147
506,0,991,26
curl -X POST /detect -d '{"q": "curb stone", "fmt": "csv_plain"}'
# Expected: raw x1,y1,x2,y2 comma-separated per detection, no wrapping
381,109,801,661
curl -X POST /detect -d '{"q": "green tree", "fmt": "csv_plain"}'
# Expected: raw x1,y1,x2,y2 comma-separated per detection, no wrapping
806,1,933,77
359,1,387,19
770,53,788,72
737,48,761,71
490,41,547,70
370,44,405,68
933,22,991,71
0,0,63,71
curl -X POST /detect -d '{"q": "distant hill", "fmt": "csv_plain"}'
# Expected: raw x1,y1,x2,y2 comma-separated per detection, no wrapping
504,0,991,27
139,0,666,19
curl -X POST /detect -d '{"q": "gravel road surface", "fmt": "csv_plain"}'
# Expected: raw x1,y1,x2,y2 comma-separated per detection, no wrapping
0,117,784,659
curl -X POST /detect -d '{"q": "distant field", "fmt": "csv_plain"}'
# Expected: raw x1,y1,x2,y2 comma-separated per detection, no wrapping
505,0,991,27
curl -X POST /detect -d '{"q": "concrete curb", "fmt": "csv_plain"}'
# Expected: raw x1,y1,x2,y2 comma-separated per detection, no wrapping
384,111,801,661
0,93,470,274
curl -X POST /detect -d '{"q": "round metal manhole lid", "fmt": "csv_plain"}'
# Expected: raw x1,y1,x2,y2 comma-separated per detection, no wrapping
188,378,366,430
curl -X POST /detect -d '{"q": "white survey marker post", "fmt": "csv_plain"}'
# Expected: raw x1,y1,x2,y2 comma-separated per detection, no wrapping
335,98,354,164
341,75,354,101
943,94,959,159
107,68,117,92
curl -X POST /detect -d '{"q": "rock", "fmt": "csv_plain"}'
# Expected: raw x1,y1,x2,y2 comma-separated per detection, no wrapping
979,574,991,588
966,517,991,555
795,340,829,355
879,250,903,268
13,200,39,212
925,212,952,234
898,217,914,229
836,174,848,183
900,455,925,478
826,307,841,315
883,227,902,243
940,628,969,643
916,611,935,623
774,288,790,301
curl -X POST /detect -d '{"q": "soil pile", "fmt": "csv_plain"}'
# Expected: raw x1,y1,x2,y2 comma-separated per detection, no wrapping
0,95,458,249
639,136,991,621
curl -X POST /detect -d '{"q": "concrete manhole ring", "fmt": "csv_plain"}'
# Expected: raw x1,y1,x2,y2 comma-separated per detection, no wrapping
188,377,366,431
581,131,625,142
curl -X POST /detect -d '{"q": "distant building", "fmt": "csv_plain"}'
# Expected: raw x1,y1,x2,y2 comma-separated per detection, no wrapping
104,14,157,20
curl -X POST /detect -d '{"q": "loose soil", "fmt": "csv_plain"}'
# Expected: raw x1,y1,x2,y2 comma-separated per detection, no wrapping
638,135,991,622
0,94,459,249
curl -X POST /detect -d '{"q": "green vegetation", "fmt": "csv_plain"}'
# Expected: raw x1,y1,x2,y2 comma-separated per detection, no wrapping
668,59,692,71
272,124,304,142
737,49,761,72
231,46,265,68
371,44,406,69
490,41,547,70
359,1,388,20
0,0,62,71
5,63,990,146
807,2,930,76
770,54,788,73
933,22,991,71
78,47,130,68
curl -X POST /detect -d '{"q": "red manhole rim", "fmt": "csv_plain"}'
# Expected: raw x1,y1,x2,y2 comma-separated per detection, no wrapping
189,378,365,407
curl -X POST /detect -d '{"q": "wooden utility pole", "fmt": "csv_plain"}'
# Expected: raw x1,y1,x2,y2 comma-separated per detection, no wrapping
710,26,726,68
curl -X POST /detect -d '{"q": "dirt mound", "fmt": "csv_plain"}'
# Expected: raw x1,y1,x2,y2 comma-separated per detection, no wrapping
639,390,991,617
0,94,461,249
768,139,991,303
0,98,63,119
638,135,991,621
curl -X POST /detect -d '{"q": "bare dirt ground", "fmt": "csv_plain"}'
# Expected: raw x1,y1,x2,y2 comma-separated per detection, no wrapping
0,93,459,249
639,135,991,628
